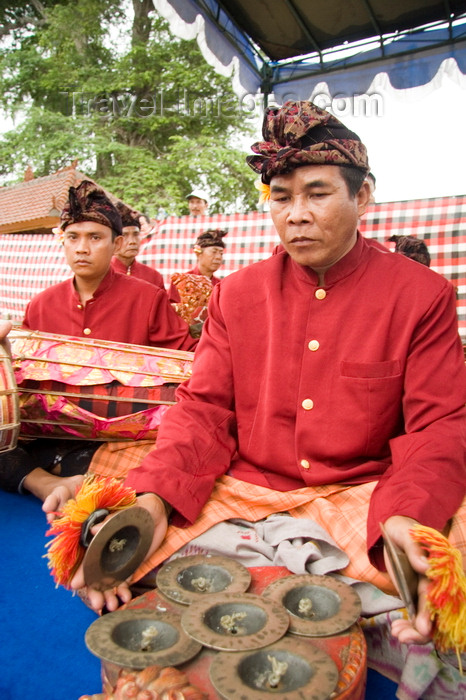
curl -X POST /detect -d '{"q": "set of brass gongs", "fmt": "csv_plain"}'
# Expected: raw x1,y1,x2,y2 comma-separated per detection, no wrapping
85,554,363,700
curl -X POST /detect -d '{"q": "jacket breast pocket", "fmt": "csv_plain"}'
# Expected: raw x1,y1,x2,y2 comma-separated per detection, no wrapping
339,359,403,454
341,359,401,379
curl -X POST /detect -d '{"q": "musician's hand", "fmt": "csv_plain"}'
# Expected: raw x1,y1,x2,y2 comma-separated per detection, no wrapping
70,493,169,613
42,474,86,522
383,515,432,645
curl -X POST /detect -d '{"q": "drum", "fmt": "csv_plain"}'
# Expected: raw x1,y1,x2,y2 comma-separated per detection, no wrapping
10,329,194,442
0,343,20,453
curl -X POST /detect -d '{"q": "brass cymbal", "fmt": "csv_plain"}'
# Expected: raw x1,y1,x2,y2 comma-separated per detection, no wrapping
263,574,362,637
85,608,202,669
209,635,339,700
380,523,418,619
156,554,252,605
82,506,154,592
181,592,289,651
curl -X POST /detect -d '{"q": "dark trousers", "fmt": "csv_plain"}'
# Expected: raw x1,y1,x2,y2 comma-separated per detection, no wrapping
0,439,100,493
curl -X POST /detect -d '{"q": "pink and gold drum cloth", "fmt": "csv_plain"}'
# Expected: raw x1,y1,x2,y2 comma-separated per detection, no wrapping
10,329,193,441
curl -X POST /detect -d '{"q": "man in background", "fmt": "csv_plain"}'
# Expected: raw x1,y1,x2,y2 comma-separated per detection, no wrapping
187,189,209,216
168,229,227,303
112,202,165,288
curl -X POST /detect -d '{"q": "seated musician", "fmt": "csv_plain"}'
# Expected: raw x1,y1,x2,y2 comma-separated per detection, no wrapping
112,202,166,288
55,103,466,654
0,180,197,505
168,229,227,303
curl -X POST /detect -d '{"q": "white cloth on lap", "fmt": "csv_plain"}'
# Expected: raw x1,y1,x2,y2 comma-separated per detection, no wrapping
171,512,403,615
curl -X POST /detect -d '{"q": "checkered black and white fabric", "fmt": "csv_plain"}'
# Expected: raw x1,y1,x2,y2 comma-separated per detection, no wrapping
0,195,465,340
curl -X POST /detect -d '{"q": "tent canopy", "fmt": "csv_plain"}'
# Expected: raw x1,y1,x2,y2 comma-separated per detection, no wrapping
153,0,466,98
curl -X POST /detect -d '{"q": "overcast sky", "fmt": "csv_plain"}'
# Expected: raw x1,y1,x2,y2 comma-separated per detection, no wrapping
305,61,466,203
235,59,466,204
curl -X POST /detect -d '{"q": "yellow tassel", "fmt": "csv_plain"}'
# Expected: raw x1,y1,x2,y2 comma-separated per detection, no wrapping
410,524,466,672
45,475,137,588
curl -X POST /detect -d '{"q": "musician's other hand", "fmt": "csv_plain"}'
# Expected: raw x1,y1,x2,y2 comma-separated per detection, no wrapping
383,515,432,645
42,474,85,521
70,493,169,612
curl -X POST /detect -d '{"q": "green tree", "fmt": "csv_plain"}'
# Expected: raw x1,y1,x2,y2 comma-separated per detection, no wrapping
0,0,259,214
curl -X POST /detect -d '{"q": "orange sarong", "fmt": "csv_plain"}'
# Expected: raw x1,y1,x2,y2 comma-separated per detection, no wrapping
89,441,466,592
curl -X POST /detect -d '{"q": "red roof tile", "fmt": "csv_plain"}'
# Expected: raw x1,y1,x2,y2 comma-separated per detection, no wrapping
0,167,91,234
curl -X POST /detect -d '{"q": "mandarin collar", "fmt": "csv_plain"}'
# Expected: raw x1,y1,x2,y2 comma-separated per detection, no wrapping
112,258,129,274
290,232,367,287
71,268,116,302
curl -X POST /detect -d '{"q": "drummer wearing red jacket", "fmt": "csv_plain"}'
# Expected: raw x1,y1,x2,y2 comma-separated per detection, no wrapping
1,180,197,504
23,182,195,348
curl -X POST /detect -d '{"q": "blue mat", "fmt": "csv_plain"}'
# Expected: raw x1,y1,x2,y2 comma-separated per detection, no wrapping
0,489,398,699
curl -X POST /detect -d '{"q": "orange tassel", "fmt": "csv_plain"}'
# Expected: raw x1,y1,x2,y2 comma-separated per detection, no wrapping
410,524,466,672
45,475,137,588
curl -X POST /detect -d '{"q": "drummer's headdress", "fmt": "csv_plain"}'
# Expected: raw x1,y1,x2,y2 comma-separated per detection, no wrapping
115,201,140,229
194,229,228,251
246,100,370,185
60,180,122,237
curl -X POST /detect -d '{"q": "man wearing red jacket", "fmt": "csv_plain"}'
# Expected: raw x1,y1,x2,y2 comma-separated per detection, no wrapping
1,180,196,504
67,104,466,652
168,228,226,303
111,202,165,289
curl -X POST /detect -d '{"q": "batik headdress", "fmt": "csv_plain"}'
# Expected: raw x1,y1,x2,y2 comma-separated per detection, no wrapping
247,100,370,185
60,180,122,235
194,229,228,251
115,201,141,229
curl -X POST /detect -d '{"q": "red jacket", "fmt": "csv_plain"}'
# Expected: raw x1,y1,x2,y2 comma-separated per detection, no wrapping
111,257,165,289
23,268,197,351
126,235,466,564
